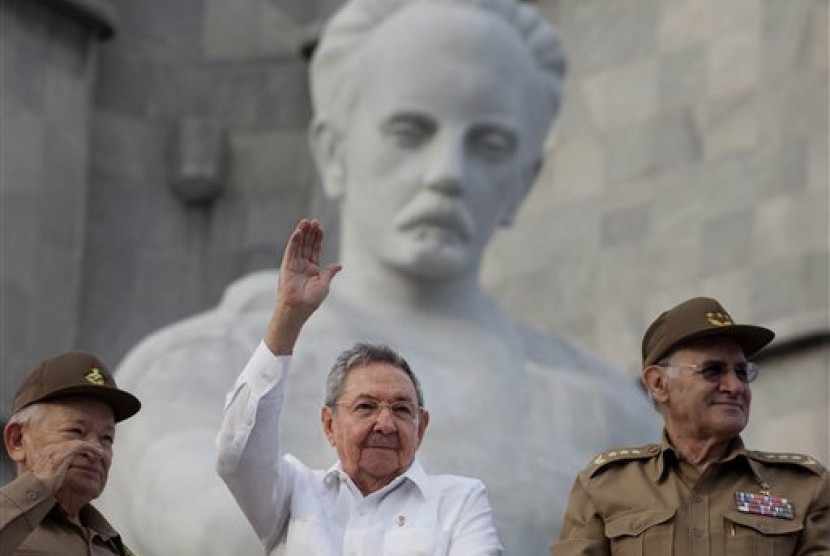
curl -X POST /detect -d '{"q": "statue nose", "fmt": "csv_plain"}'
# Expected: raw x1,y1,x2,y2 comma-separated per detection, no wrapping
423,135,465,195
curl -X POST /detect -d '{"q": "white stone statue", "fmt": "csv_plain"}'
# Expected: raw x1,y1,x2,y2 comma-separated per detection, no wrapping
101,1,660,554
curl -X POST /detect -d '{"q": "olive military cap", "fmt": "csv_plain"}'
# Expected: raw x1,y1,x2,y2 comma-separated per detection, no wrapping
12,350,141,422
642,297,774,367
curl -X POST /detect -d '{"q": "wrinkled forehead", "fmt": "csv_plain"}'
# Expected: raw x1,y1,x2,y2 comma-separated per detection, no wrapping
341,363,419,401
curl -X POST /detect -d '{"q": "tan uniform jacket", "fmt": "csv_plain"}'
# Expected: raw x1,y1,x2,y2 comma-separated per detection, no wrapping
552,435,829,556
0,472,134,556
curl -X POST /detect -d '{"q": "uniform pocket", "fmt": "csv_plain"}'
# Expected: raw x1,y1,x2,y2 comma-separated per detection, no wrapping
605,508,676,556
723,510,803,556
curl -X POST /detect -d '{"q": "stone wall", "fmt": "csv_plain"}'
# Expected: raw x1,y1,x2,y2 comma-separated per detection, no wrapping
1,0,113,414
483,0,829,462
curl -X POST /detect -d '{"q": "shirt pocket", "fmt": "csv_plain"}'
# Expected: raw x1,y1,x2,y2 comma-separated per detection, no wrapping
383,528,450,556
604,508,676,556
723,510,803,556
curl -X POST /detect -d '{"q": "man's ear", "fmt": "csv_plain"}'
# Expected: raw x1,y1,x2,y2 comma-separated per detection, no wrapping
417,409,430,445
4,422,26,463
320,405,336,447
642,366,669,404
498,156,541,227
309,119,347,201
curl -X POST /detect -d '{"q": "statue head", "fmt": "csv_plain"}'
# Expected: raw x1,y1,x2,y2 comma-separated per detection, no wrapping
310,0,566,279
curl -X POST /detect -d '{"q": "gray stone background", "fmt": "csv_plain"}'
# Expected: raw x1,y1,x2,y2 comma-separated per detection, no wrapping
1,0,827,477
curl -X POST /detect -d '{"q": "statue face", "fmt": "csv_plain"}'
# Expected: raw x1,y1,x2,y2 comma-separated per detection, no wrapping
334,5,540,279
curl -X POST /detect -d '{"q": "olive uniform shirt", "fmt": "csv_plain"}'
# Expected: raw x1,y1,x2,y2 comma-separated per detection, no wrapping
0,472,135,555
552,435,829,556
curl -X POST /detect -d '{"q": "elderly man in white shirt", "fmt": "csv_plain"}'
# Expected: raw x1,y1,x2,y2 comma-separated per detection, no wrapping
216,218,503,556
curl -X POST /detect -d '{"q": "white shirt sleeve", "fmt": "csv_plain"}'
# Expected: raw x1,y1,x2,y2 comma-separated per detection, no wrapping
215,341,294,550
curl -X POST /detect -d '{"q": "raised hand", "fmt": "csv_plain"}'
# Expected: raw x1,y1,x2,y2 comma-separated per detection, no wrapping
28,438,108,495
265,219,342,354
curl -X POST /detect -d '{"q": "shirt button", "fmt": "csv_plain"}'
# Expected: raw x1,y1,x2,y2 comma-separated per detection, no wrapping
25,489,37,500
692,494,702,503
691,528,703,538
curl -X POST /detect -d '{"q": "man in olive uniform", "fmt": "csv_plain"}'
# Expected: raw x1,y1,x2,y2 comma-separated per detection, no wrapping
552,296,829,555
1,351,141,555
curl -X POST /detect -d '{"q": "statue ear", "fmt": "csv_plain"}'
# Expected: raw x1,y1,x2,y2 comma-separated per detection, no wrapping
309,120,346,201
499,156,541,227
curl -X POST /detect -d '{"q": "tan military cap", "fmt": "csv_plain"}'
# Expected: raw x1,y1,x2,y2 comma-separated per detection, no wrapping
12,350,141,422
642,297,774,367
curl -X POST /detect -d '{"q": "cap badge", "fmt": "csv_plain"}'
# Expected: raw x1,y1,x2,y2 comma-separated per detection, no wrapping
706,312,733,327
85,368,106,385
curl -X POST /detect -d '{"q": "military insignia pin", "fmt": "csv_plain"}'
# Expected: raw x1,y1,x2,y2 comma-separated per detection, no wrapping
734,491,794,520
85,367,106,385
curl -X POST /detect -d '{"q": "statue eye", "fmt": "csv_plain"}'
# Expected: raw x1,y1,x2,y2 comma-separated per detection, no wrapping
383,116,434,147
469,127,517,161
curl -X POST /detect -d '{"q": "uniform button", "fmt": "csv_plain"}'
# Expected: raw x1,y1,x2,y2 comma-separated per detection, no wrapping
691,528,703,538
692,494,702,503
25,489,37,500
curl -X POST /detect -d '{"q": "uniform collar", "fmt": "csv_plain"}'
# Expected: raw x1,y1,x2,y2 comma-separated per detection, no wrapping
656,432,761,483
49,503,121,542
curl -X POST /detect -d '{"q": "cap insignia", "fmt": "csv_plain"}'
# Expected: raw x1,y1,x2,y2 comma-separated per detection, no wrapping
706,312,733,327
85,368,106,385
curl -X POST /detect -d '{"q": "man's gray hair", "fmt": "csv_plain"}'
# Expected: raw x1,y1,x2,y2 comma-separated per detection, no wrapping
7,403,46,428
325,343,425,408
310,0,567,150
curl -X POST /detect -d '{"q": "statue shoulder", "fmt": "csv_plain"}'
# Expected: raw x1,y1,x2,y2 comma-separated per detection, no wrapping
115,269,278,387
585,444,661,478
747,450,827,476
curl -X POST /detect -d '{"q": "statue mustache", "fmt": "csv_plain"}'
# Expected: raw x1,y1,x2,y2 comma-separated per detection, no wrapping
393,197,476,241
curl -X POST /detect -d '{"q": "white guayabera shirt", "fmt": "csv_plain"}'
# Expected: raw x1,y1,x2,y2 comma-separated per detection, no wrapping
216,344,504,556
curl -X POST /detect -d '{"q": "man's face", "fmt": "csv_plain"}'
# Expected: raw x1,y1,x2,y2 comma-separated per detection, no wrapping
333,5,541,279
322,363,428,494
659,338,752,443
17,399,115,503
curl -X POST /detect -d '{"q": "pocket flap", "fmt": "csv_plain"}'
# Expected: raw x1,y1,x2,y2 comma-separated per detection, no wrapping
724,510,804,536
605,508,676,538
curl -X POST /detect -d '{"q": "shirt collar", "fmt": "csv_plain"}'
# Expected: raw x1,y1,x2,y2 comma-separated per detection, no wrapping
323,459,430,499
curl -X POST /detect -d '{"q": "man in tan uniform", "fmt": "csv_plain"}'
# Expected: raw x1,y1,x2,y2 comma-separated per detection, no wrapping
552,296,829,555
1,351,140,555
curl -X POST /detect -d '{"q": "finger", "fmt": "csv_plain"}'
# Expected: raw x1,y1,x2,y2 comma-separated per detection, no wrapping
299,219,316,262
309,221,324,265
284,220,307,264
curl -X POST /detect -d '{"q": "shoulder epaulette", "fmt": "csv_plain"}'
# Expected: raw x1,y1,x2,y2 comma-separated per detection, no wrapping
586,444,660,477
748,450,827,476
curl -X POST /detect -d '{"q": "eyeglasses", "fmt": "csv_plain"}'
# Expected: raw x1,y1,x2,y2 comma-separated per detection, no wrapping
660,361,760,384
332,399,422,422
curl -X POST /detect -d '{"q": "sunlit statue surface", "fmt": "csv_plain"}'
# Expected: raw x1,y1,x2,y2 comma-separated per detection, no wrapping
101,1,659,554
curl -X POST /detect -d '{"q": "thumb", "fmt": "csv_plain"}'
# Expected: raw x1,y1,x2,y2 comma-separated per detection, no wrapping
319,263,343,285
